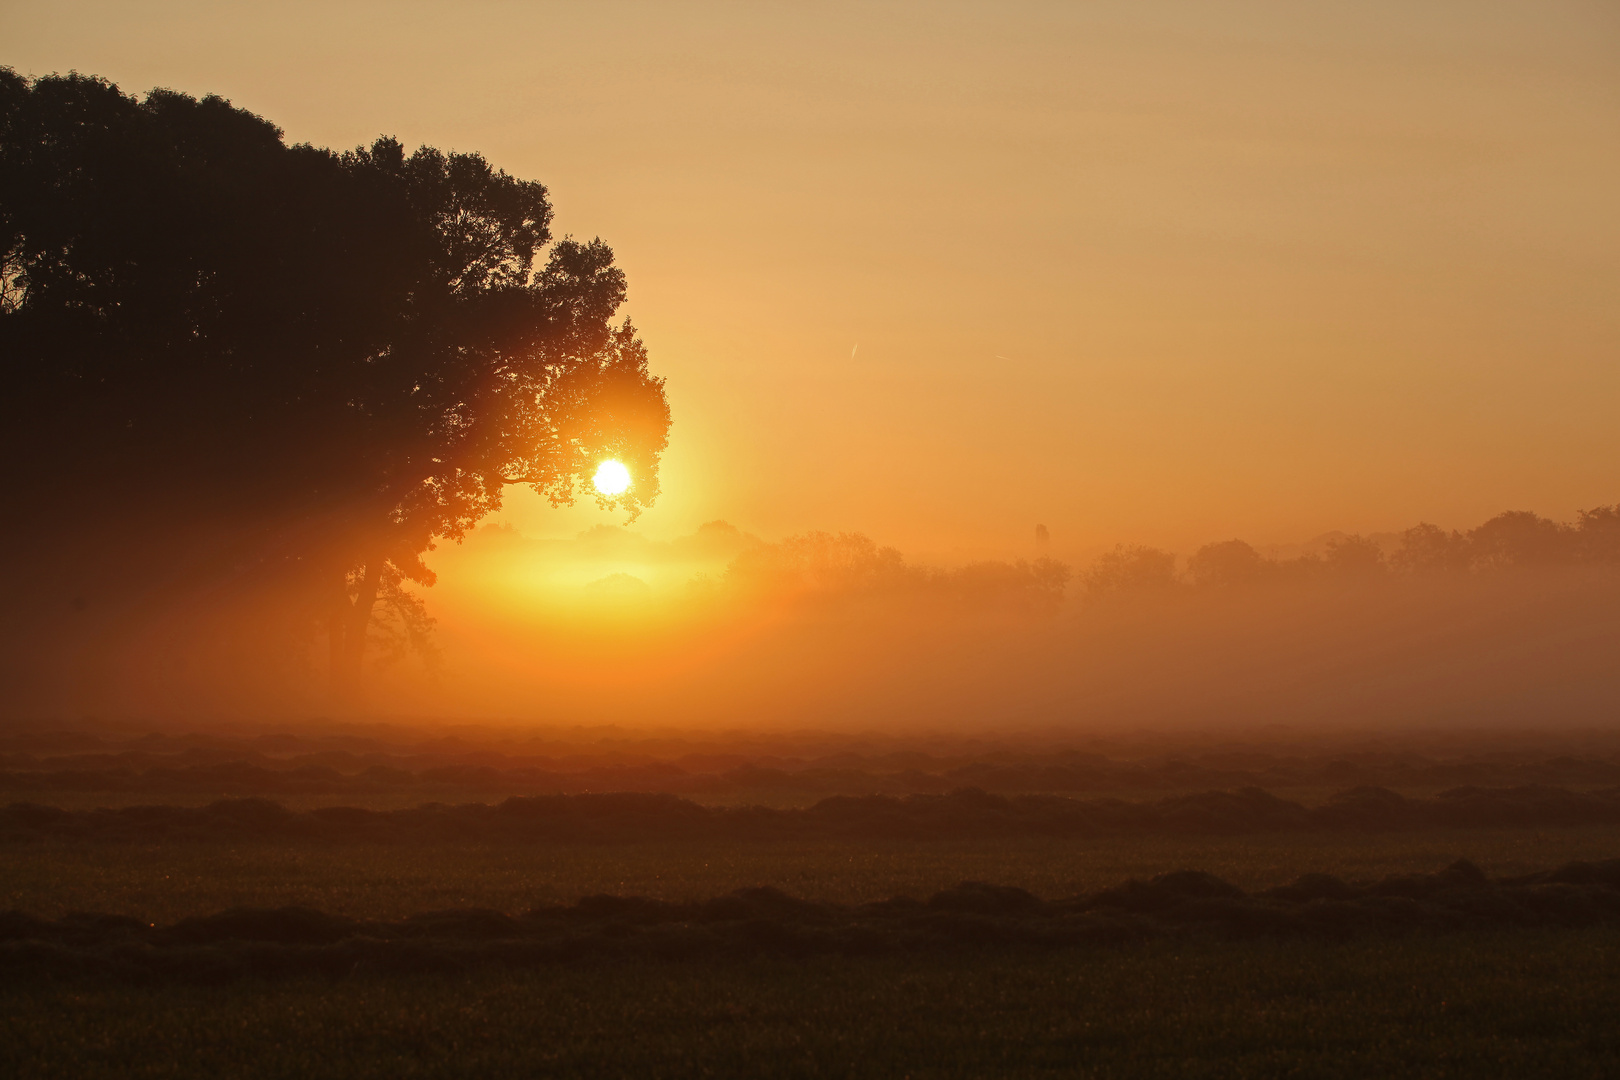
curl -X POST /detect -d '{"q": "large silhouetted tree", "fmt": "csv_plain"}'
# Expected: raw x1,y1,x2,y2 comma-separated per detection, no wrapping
0,70,670,702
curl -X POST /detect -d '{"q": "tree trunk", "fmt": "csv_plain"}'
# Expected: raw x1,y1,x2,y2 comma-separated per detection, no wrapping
328,559,382,707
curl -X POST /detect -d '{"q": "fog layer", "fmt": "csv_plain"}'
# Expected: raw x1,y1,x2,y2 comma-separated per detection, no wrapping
13,508,1617,733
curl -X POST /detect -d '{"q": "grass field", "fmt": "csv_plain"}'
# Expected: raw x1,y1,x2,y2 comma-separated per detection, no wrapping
8,731,1620,1078
6,928,1619,1079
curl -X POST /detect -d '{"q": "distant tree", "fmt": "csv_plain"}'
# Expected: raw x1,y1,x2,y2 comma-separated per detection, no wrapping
1392,523,1471,574
1187,540,1271,587
1081,544,1178,599
726,533,1070,608
1322,534,1386,577
0,70,670,702
1575,505,1620,564
1467,511,1573,570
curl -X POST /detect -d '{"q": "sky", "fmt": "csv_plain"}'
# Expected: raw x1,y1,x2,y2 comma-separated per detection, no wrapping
5,0,1619,564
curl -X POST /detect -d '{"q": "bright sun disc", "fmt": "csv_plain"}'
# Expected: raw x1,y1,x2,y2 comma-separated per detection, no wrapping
593,459,631,495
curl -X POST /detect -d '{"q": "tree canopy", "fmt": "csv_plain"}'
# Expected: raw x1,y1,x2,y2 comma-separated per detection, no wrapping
0,69,671,701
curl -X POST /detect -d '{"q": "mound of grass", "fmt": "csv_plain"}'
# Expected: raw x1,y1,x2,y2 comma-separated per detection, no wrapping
6,858,1620,983
9,785,1620,847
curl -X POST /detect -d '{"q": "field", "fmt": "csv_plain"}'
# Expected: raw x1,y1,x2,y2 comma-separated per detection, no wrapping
8,931,1620,1079
7,725,1620,1077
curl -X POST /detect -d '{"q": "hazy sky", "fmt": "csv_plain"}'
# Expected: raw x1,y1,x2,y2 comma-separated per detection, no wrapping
7,1,1619,560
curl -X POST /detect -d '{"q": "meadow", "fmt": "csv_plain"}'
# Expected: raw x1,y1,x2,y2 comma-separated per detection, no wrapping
7,727,1620,1077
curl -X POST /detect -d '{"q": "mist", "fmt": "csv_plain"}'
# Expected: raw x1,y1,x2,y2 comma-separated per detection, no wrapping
13,504,1618,736
367,510,1620,731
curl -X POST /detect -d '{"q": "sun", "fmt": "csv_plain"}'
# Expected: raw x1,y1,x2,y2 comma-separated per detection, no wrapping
593,459,631,496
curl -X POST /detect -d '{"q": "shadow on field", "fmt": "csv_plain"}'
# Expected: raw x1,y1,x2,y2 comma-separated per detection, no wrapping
4,857,1620,983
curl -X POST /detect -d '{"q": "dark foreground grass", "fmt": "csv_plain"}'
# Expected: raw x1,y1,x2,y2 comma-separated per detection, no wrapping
5,928,1620,1079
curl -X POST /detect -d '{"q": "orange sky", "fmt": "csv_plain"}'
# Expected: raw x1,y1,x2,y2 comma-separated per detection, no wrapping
7,1,1619,564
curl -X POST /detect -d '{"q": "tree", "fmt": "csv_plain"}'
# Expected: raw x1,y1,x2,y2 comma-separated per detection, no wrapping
1321,534,1386,577
1575,505,1620,564
1467,511,1572,570
1392,523,1470,574
0,70,671,704
1187,540,1270,587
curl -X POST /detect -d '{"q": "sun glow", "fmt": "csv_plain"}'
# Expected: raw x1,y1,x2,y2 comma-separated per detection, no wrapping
593,459,631,496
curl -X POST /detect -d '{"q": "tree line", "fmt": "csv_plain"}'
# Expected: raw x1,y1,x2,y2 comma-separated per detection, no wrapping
1083,507,1620,598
